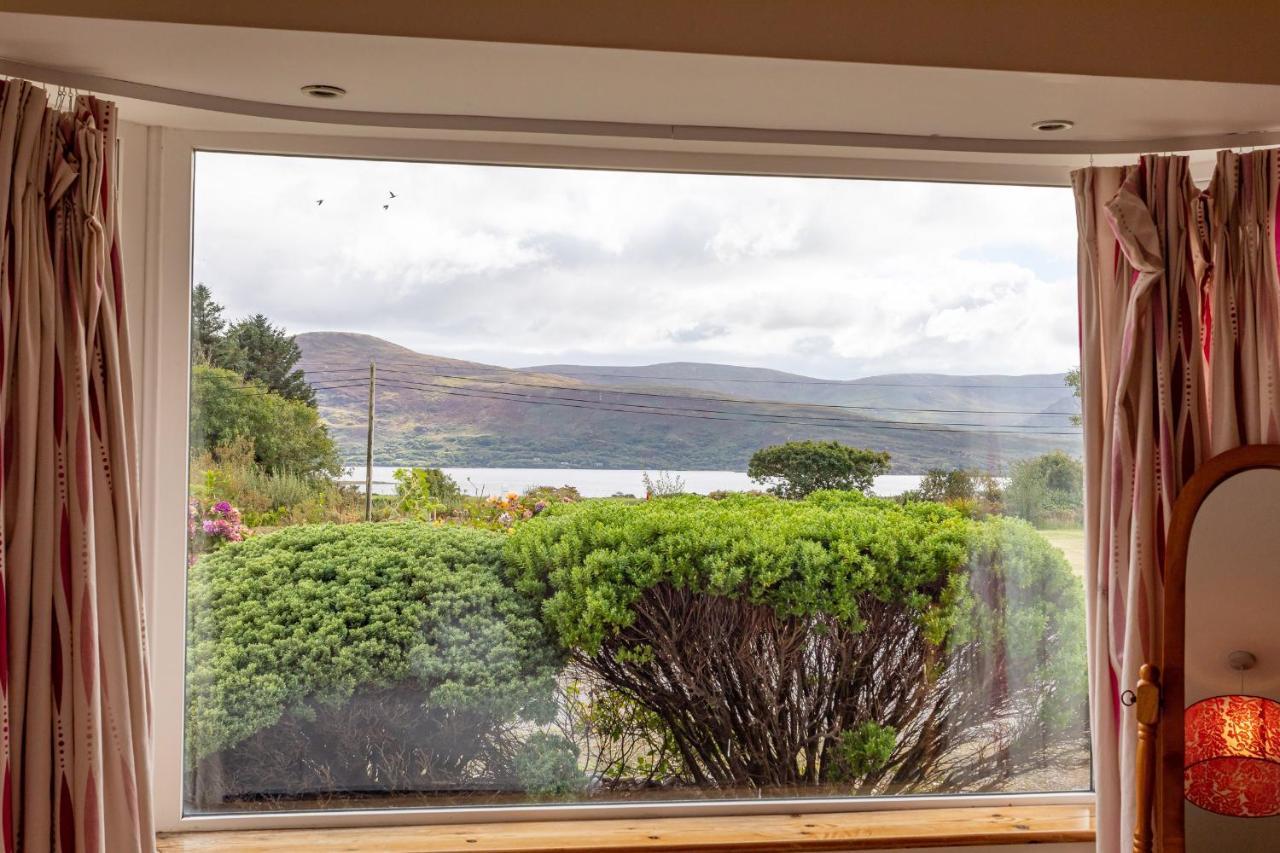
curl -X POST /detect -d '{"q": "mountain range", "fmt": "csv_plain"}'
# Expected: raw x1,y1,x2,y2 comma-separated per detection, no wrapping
297,332,1081,473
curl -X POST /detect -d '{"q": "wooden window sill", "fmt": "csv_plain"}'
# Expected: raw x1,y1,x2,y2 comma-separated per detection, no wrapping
156,803,1095,852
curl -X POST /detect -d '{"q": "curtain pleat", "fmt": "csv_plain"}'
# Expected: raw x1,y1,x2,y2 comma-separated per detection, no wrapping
1205,149,1280,452
0,79,153,853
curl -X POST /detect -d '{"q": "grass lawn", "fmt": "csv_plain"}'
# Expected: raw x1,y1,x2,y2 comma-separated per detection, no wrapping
1040,527,1086,579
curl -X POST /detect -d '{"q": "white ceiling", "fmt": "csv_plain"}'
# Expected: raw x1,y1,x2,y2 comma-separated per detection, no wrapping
3,11,1280,162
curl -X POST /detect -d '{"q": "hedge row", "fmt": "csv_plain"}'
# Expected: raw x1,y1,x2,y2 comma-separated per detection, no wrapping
186,493,1086,795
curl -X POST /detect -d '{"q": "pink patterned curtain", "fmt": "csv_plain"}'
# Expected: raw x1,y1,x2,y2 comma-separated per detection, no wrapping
1077,150,1280,852
0,80,153,851
1204,149,1280,452
1076,154,1211,853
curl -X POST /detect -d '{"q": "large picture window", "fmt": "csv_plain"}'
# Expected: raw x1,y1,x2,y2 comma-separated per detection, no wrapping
182,152,1088,815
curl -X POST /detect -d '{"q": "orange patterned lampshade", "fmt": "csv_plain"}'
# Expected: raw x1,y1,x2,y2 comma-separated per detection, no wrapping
1185,694,1280,817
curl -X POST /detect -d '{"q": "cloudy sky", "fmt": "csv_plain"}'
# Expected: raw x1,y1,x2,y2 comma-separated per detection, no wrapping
192,153,1078,379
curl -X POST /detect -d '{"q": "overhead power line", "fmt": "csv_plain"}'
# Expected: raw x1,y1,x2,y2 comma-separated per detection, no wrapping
371,375,1072,431
297,362,1079,418
370,377,1080,436
215,380,371,397
373,366,1077,419
298,359,1072,389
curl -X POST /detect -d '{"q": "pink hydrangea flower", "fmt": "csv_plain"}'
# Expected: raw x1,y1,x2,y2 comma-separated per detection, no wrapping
189,498,249,561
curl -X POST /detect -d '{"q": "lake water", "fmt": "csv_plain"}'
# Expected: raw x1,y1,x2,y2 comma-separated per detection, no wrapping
342,466,925,499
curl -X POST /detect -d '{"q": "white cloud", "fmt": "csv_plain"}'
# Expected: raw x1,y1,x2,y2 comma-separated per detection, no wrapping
192,153,1079,378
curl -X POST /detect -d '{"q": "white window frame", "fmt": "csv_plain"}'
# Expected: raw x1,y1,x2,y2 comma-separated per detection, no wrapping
128,125,1095,833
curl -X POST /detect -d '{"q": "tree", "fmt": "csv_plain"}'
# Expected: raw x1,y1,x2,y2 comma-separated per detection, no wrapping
748,440,890,498
506,492,1087,792
190,283,226,365
219,313,315,406
1065,366,1081,426
909,468,1004,519
918,468,978,503
189,365,340,476
1004,450,1083,527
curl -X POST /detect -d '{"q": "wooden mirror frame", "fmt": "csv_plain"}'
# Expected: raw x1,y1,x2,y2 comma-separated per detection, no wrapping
1155,444,1280,851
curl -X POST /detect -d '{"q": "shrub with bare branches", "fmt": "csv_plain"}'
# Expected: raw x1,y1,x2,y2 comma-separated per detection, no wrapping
506,492,1086,793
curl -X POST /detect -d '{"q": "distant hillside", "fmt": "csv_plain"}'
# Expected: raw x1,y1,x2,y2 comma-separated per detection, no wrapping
298,332,1081,473
524,362,1078,429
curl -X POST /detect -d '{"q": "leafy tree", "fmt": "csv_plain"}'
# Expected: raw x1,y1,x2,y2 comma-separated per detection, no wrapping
506,492,1087,792
918,468,978,503
1065,366,1082,426
912,468,1004,518
190,365,340,476
190,283,226,365
185,523,562,798
748,440,890,498
219,313,315,406
1004,451,1084,528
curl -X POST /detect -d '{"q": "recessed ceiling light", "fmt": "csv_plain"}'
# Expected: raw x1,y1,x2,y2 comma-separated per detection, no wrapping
1032,119,1074,132
300,84,347,100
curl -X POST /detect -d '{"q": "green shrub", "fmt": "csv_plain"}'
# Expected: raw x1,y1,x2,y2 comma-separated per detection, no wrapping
189,438,363,531
964,515,1088,734
185,522,562,796
507,492,967,653
506,492,1086,792
830,722,898,782
514,732,586,797
392,467,462,521
524,485,583,503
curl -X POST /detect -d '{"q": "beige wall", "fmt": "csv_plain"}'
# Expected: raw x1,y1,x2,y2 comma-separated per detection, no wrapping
3,0,1280,85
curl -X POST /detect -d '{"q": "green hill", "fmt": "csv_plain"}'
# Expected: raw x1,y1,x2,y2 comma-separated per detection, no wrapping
524,362,1077,429
298,332,1081,473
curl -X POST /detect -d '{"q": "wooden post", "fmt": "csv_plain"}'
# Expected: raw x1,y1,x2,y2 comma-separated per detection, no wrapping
364,361,375,522
1132,663,1162,853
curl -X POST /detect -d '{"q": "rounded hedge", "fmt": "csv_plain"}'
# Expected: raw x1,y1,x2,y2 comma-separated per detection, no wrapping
185,522,561,762
504,491,1087,790
504,491,973,652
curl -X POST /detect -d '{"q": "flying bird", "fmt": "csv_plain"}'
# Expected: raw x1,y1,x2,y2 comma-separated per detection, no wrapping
382,204,390,210
388,191,397,199
315,199,324,206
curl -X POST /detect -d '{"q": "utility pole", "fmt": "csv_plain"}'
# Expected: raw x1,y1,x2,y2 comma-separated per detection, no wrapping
364,361,376,521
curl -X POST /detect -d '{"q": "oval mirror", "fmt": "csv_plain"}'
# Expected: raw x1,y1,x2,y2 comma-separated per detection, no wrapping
1160,447,1280,852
